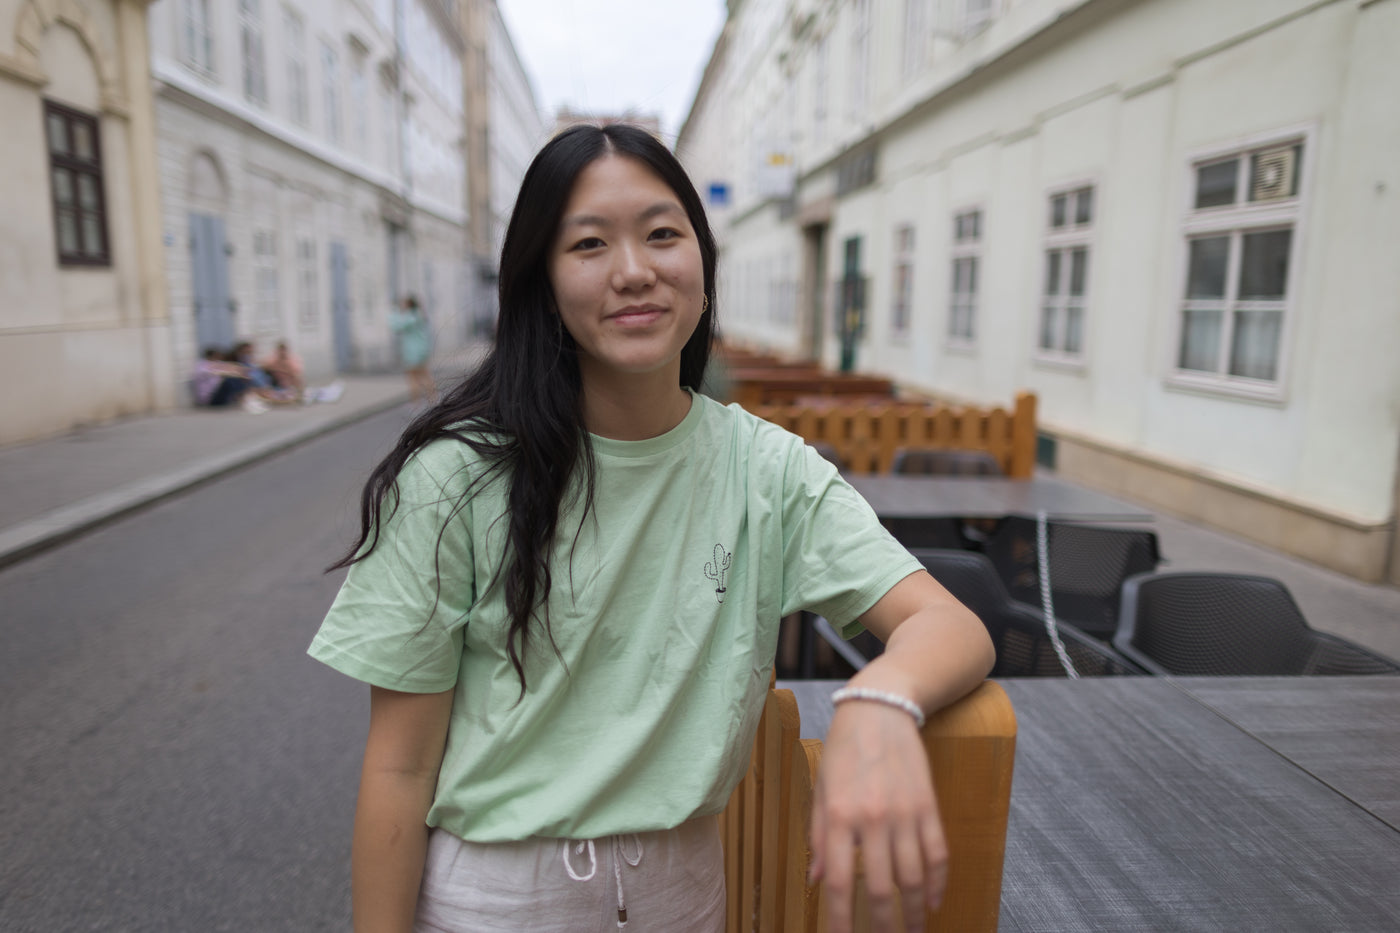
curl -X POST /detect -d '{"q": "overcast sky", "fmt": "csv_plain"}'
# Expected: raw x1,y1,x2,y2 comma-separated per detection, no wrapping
496,0,728,141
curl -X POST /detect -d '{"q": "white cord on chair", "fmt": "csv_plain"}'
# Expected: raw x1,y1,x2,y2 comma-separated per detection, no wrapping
1036,510,1080,679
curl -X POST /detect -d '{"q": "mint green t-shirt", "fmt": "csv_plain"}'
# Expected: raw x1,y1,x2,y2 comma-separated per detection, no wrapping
308,392,921,842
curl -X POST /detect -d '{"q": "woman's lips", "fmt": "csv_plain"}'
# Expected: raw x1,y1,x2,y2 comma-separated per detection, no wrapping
607,306,665,327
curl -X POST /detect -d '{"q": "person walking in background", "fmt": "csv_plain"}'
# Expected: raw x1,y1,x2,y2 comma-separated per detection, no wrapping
390,294,436,404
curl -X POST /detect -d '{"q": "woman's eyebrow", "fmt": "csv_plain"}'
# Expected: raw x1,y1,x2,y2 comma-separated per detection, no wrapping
561,201,684,229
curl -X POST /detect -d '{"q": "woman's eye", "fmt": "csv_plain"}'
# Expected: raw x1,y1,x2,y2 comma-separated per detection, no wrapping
570,237,605,251
648,228,681,242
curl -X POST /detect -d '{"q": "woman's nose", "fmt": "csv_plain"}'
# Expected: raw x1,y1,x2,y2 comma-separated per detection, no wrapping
611,241,656,291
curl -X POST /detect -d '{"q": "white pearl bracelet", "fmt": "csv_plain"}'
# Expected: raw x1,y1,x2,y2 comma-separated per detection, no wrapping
830,686,926,729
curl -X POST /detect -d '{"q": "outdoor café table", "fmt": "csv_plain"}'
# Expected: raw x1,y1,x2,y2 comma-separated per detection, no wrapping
776,676,1400,931
843,474,1154,523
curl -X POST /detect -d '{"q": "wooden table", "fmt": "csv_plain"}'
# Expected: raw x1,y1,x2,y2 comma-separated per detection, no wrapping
844,475,1154,522
777,676,1400,931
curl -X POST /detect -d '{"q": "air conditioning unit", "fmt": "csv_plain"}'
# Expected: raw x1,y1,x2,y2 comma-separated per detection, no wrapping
1250,146,1297,202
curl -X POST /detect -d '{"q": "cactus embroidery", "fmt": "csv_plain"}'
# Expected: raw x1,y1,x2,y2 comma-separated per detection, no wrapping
703,544,732,604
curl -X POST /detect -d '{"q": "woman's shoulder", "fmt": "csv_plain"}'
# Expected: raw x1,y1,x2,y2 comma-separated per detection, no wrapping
401,425,507,494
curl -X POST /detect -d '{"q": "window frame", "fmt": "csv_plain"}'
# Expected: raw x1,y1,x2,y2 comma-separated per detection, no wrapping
320,39,342,144
947,206,983,350
1167,128,1311,402
890,223,916,344
239,0,267,106
284,6,309,126
180,0,217,77
44,100,111,268
296,235,319,330
1034,182,1096,369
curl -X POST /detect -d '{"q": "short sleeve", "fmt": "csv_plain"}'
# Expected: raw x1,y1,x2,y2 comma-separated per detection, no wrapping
777,441,922,637
308,443,477,692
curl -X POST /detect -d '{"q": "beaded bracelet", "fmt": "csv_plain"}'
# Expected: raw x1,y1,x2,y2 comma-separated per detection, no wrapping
830,686,926,729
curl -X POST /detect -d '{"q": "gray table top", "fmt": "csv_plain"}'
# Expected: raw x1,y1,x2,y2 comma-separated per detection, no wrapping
844,474,1155,522
776,677,1400,932
1175,676,1400,831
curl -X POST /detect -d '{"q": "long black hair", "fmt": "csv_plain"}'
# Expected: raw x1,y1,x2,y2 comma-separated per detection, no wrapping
332,123,719,695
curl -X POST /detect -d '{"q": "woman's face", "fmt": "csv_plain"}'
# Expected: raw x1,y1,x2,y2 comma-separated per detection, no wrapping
547,154,705,387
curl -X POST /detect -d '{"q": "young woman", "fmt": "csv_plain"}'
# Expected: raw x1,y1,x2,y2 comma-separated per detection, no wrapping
391,295,437,404
309,124,994,933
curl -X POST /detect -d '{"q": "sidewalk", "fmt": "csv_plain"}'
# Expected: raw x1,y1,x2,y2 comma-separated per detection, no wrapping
1,351,1394,659
0,344,485,571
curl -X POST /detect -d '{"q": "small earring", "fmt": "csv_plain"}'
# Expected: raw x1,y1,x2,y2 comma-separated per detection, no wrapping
701,294,710,315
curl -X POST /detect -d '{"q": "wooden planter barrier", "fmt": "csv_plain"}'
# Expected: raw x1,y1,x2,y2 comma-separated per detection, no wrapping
719,681,1017,932
752,391,1037,478
727,370,897,410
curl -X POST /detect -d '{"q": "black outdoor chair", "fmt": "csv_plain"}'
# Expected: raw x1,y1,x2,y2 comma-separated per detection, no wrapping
983,516,1162,638
811,550,1145,677
809,442,845,471
914,548,1144,677
1113,572,1400,676
890,447,1005,477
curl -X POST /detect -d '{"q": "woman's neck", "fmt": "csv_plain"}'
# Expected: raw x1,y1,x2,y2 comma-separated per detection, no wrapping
580,368,692,441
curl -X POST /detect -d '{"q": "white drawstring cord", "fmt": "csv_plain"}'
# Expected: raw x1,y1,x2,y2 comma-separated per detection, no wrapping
561,834,645,928
562,839,597,881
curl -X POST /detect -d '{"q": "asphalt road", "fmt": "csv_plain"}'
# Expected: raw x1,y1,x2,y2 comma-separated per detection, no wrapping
0,405,419,932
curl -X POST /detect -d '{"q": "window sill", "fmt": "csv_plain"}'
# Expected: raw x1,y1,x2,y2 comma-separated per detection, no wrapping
1031,351,1087,374
943,339,978,356
1164,371,1286,406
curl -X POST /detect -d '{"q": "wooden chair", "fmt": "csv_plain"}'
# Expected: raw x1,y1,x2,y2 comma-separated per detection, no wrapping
719,681,1017,932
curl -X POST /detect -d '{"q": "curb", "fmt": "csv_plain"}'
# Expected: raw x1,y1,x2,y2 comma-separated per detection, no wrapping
0,390,411,571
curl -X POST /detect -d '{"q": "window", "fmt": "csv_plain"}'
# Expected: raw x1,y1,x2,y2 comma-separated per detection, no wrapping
903,0,929,78
253,229,279,328
350,54,369,155
963,0,996,37
848,0,871,122
1038,186,1094,359
812,35,829,148
297,237,319,328
44,101,110,266
284,8,308,125
1176,141,1303,386
949,209,982,345
239,0,266,104
891,225,915,341
181,0,216,74
321,41,341,144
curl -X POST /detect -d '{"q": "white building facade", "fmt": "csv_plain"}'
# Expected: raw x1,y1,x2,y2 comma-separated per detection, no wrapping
0,0,172,445
679,0,1400,583
147,0,471,381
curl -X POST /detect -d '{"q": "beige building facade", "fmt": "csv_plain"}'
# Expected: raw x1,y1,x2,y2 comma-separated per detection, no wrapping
0,0,172,445
679,0,1400,583
146,0,474,385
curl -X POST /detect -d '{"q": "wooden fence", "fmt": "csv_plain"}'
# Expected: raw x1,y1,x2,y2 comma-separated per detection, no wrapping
752,391,1038,477
719,681,1017,932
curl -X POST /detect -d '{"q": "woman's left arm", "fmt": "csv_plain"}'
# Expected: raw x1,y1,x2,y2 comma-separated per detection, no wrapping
808,569,995,933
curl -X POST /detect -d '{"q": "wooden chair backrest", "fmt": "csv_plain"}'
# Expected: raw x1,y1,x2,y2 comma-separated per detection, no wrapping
753,392,1037,478
719,681,1017,932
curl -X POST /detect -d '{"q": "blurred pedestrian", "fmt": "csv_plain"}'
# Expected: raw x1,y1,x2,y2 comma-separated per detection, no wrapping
390,294,436,403
309,124,994,933
261,340,306,400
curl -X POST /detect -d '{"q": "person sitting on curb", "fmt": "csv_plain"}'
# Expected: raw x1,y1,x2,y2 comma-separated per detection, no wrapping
192,347,290,413
261,341,306,400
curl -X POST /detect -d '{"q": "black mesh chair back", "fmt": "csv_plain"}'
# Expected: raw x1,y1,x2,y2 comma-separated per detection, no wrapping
1114,572,1400,676
984,516,1162,638
810,442,844,471
912,549,1144,677
891,447,1005,477
879,517,968,550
